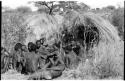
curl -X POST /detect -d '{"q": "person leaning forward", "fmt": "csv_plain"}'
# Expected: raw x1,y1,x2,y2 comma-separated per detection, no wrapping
28,52,65,80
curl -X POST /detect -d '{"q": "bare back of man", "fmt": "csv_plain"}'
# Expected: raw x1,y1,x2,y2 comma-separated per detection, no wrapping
21,50,49,75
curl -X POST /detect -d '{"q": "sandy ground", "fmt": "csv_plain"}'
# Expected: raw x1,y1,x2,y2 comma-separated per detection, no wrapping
1,69,67,80
1,69,29,80
1,69,77,80
1,69,123,80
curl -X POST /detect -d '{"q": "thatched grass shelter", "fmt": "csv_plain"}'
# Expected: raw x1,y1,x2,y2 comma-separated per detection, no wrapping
62,10,120,44
24,10,121,50
24,13,63,45
59,11,123,79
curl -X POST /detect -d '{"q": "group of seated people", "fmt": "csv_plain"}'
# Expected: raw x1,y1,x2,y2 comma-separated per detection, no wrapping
11,38,65,80
1,37,82,79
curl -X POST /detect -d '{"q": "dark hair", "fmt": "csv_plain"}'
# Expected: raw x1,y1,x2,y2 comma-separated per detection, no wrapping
14,43,23,51
28,42,37,52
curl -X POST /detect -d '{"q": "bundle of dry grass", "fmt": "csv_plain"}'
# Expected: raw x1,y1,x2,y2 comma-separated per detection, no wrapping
62,10,120,44
66,41,124,79
24,13,63,45
24,10,120,46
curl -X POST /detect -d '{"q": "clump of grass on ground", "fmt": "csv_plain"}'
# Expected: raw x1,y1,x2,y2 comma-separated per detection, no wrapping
92,41,124,79
62,41,124,80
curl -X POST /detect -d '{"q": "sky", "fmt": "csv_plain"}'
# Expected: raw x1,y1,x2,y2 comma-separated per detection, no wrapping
1,0,124,11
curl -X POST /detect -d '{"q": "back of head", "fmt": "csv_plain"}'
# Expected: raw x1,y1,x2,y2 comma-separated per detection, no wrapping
28,42,37,52
14,43,23,52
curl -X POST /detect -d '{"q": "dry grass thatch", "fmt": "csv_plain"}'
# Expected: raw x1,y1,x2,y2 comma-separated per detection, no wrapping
24,10,120,46
62,10,120,43
24,12,63,45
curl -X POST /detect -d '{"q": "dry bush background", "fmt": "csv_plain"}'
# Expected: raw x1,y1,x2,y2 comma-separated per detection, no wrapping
110,8,124,40
2,12,27,53
1,2,124,80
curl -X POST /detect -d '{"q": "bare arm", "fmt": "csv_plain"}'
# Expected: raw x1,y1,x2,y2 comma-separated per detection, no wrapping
42,61,51,70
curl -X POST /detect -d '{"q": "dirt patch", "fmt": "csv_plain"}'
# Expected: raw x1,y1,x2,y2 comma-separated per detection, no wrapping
1,69,29,80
